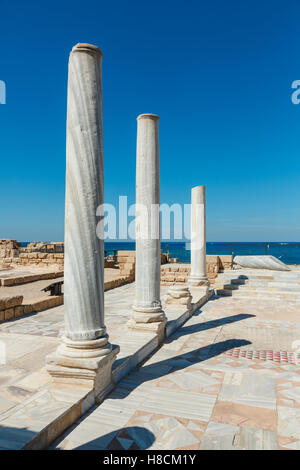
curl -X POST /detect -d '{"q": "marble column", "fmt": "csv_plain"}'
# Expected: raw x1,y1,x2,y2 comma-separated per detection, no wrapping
188,185,209,286
47,43,118,393
128,114,166,338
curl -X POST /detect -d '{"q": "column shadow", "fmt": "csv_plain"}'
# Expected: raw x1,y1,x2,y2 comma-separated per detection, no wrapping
112,338,251,399
167,313,255,342
51,426,155,450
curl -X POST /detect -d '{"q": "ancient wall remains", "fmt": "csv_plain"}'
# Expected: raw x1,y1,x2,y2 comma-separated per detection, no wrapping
0,239,21,259
0,239,64,269
161,255,233,285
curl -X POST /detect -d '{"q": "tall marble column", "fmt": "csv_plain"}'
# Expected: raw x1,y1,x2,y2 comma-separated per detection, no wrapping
188,185,209,286
47,43,118,393
128,114,166,338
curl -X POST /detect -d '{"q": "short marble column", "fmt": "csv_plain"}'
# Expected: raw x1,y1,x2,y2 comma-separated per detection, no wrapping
128,114,166,338
46,43,118,393
164,285,192,312
188,185,209,287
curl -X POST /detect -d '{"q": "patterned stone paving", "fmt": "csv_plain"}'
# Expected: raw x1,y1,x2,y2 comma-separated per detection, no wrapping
52,293,300,450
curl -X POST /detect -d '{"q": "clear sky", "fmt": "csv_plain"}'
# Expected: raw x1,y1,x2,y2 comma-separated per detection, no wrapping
1,0,300,242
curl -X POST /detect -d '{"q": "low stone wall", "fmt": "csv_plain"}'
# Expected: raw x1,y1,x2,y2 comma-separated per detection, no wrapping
13,252,64,269
218,254,234,271
23,242,64,253
117,251,136,279
0,239,21,259
104,276,133,291
161,255,233,285
0,294,63,323
0,270,64,286
117,250,170,280
0,295,23,321
0,239,65,268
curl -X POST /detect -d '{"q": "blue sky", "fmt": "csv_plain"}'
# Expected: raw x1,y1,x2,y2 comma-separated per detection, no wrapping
0,0,300,242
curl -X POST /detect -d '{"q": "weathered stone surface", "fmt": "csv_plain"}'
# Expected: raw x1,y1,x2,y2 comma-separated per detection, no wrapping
0,295,23,310
234,255,291,272
4,308,14,320
164,285,192,310
62,43,107,343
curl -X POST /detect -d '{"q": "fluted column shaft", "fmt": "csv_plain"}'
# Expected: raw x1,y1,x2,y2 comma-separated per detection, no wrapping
46,44,117,393
130,114,166,328
188,185,208,286
63,43,109,353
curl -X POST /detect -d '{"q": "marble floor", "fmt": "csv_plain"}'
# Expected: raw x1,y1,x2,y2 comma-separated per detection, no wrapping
52,294,300,450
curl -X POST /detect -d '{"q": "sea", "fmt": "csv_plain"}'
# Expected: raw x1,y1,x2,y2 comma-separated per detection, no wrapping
21,241,300,265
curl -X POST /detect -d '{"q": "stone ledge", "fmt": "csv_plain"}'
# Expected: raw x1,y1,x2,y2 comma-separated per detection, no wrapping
0,296,63,323
104,275,133,291
0,270,64,287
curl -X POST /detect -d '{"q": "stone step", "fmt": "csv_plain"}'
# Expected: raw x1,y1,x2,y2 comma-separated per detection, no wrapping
216,281,300,291
216,288,300,301
216,289,234,297
221,284,240,290
217,274,300,286
237,284,300,293
246,280,300,287
218,270,300,282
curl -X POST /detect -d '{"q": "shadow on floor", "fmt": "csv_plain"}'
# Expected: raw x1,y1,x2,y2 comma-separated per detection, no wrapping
0,423,37,450
167,313,255,342
112,338,251,398
113,313,254,371
53,426,155,450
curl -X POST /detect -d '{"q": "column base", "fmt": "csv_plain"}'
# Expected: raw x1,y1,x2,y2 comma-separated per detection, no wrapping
188,275,210,287
127,305,167,342
189,284,211,304
127,317,166,342
46,337,119,395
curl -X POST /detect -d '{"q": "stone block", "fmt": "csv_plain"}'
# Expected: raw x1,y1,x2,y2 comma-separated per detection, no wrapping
117,250,136,257
4,308,14,320
177,275,188,282
0,295,23,310
2,278,15,286
23,304,34,315
164,275,175,282
15,306,25,317
219,254,233,270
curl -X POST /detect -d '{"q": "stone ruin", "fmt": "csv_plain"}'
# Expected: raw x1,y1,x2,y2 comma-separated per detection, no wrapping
0,239,64,269
0,239,21,259
161,255,233,285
